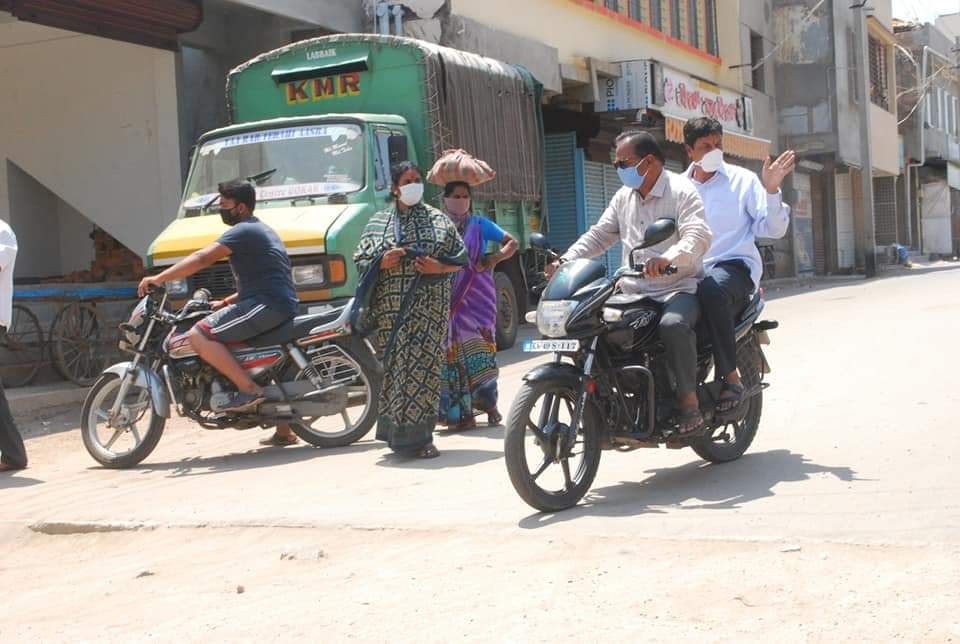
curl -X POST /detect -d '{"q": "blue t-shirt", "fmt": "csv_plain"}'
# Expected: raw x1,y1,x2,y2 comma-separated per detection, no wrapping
470,215,506,248
217,216,298,316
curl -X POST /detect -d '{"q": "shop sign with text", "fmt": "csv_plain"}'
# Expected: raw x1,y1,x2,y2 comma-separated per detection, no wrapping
654,64,753,134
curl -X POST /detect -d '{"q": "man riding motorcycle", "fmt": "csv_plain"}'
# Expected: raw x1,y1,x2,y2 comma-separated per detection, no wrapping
682,117,795,417
546,131,712,437
137,179,299,430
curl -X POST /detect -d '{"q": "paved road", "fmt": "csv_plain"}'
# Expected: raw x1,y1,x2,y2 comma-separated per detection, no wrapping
4,266,960,641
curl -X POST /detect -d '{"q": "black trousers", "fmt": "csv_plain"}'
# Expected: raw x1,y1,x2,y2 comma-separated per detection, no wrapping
698,260,754,380
0,381,27,469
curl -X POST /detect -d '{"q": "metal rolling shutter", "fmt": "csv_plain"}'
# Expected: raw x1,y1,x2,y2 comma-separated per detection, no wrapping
582,160,624,276
543,133,580,252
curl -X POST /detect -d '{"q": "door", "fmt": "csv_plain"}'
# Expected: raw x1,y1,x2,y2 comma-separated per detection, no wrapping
921,180,952,255
835,172,856,269
792,172,815,274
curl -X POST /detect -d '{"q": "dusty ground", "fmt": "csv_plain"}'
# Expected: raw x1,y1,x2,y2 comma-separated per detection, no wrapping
3,264,960,642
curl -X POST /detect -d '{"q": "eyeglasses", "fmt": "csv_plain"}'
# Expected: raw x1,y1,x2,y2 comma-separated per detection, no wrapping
613,160,637,170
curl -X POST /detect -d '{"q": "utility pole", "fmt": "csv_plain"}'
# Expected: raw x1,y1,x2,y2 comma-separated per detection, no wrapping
852,1,878,277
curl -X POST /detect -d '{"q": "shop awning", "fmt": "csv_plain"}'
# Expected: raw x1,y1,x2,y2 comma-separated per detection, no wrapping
664,114,771,161
0,0,203,50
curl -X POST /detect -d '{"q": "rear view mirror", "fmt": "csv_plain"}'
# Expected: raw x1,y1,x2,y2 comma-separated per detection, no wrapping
629,218,676,269
388,134,409,164
529,232,549,250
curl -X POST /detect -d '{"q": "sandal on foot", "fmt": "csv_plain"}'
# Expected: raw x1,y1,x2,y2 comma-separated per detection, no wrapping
487,409,503,426
716,382,745,414
259,432,299,447
674,408,706,438
416,443,440,459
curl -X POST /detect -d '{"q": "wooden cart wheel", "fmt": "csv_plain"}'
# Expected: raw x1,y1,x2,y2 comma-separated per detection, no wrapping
0,304,45,388
50,302,105,387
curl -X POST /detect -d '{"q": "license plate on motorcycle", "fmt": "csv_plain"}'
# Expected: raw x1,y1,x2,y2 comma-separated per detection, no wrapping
523,339,579,353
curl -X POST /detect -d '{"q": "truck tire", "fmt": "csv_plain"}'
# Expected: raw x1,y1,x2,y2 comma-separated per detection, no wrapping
495,271,518,350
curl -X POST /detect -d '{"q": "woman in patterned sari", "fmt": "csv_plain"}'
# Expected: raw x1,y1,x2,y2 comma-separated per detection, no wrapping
353,163,466,458
438,182,518,430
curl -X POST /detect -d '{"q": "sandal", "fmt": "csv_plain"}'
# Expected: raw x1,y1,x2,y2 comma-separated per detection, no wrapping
674,408,706,438
415,443,440,459
716,382,745,415
487,409,503,426
259,431,299,447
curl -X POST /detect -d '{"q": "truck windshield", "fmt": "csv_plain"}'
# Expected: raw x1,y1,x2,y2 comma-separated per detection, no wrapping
180,123,364,216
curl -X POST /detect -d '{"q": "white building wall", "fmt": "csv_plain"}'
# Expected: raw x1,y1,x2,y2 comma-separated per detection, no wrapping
0,21,181,273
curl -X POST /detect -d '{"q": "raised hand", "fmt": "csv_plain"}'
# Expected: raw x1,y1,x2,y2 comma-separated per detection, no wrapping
762,150,796,194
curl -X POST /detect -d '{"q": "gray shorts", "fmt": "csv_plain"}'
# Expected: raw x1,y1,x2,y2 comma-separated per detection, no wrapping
195,300,289,344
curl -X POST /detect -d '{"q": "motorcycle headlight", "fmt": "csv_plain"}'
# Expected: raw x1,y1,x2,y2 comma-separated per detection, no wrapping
166,279,189,297
537,300,578,338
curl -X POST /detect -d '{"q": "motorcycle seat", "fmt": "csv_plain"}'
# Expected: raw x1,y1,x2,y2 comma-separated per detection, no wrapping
246,308,344,347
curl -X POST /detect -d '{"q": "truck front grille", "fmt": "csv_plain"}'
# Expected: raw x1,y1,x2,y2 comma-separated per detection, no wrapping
188,264,236,298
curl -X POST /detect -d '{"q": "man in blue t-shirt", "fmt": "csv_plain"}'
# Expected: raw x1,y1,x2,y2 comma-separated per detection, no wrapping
138,179,299,414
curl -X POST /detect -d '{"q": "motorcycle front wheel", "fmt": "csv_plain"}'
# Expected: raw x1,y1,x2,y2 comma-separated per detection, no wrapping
504,380,602,513
81,372,166,468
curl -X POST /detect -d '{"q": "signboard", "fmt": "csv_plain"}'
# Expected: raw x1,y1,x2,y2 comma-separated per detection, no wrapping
596,60,652,113
791,172,815,274
595,61,753,135
654,64,753,134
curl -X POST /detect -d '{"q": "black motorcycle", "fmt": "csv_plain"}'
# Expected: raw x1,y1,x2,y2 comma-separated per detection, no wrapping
80,287,381,468
504,219,778,512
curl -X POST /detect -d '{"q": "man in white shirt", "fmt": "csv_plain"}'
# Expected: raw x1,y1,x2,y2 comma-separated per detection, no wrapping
548,131,713,436
0,218,27,471
683,117,795,416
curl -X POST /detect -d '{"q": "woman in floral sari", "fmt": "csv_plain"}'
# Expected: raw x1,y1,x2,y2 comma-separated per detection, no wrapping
438,182,518,430
353,163,466,458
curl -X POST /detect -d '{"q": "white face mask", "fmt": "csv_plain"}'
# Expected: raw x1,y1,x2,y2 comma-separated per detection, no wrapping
398,182,424,207
697,148,723,173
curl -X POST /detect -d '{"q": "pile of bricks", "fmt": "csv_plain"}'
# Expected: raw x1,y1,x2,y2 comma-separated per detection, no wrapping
63,228,144,283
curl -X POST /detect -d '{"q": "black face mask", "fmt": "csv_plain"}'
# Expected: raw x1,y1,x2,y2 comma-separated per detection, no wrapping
220,207,242,226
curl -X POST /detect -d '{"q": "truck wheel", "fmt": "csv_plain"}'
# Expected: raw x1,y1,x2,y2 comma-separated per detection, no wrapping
495,271,518,350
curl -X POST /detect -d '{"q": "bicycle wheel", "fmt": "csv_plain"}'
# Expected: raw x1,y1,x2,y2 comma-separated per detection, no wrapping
0,304,44,388
51,303,105,386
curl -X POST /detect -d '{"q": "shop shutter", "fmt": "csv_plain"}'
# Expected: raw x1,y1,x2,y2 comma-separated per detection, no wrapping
582,160,624,276
873,176,897,246
543,132,579,252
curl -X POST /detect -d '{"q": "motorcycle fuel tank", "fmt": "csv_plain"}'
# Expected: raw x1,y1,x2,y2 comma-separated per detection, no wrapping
542,259,608,301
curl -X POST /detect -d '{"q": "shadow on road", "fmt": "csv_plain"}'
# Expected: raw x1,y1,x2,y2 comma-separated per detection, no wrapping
519,449,860,529
125,440,383,478
376,448,501,470
435,424,505,441
0,473,44,489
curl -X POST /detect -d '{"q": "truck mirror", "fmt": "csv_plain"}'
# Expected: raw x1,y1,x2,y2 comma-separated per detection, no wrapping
388,134,409,164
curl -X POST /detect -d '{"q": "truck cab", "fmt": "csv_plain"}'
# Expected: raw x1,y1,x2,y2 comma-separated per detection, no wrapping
148,114,413,314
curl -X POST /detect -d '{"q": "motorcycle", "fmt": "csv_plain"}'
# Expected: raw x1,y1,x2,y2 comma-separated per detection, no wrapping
504,219,778,512
80,286,381,468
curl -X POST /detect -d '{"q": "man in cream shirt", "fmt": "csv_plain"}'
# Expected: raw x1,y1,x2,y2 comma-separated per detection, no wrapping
0,218,27,471
547,131,712,437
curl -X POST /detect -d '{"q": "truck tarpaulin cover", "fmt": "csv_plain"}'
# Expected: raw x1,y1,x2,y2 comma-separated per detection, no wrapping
228,35,544,203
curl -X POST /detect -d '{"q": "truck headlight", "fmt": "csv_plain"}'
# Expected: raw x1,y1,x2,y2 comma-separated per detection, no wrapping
166,279,189,297
292,264,325,287
537,300,577,338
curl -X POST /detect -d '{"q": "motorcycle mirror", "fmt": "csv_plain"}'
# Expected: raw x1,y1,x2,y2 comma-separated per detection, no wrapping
629,218,677,269
529,232,550,250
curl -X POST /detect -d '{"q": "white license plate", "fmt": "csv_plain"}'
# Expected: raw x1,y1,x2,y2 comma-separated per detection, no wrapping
523,339,580,353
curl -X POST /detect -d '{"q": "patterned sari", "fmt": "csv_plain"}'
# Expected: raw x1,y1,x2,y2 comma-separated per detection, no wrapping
439,215,502,425
354,202,466,452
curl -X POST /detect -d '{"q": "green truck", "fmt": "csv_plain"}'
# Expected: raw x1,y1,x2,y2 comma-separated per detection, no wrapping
148,34,545,348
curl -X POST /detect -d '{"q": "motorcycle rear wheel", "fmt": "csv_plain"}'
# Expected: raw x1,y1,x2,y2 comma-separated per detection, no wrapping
504,380,602,513
81,373,166,468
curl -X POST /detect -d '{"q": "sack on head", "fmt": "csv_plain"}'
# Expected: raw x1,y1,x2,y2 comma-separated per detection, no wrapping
426,149,496,187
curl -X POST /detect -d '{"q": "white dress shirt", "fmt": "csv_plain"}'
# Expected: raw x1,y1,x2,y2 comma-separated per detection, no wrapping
686,161,790,290
562,169,712,302
0,219,17,329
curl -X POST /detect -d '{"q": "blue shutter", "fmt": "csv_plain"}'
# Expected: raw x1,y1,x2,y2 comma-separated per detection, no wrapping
543,132,579,252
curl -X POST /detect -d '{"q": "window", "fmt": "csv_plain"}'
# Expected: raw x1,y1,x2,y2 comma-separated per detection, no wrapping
953,96,959,136
868,36,889,110
688,0,700,48
671,0,683,40
605,0,618,10
629,0,643,21
705,0,718,55
750,31,765,92
650,0,663,30
847,28,860,104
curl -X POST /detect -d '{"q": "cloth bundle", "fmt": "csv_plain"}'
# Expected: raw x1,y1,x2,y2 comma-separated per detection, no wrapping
426,149,496,187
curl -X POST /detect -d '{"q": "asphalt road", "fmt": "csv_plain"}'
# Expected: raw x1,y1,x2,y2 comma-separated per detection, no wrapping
4,265,960,642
